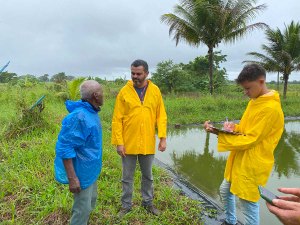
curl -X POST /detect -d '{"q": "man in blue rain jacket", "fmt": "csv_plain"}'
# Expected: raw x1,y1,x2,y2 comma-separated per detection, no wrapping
54,80,103,225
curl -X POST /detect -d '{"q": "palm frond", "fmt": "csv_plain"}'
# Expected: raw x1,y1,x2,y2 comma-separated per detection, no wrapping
233,2,267,25
67,77,86,100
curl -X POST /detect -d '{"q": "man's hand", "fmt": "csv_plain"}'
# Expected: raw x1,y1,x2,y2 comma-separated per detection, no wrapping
117,145,126,157
158,138,166,152
63,159,81,193
266,188,300,225
223,121,235,132
277,188,300,202
203,121,219,135
68,177,81,193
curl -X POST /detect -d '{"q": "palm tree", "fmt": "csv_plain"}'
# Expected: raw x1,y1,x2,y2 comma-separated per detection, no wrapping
245,21,300,99
244,29,283,90
161,0,267,94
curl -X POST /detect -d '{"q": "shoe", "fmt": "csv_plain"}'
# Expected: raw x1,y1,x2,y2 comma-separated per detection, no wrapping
118,207,131,217
143,205,160,216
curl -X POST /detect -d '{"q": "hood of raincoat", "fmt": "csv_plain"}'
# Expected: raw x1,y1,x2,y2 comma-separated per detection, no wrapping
66,99,100,113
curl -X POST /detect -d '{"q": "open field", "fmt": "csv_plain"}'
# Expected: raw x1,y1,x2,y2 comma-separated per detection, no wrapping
165,83,300,125
0,82,299,224
0,83,201,225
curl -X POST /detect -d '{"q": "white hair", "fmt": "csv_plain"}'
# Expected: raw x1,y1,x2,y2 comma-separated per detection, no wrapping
80,80,102,99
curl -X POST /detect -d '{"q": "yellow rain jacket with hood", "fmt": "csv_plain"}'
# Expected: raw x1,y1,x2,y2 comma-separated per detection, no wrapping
111,80,167,155
218,90,284,202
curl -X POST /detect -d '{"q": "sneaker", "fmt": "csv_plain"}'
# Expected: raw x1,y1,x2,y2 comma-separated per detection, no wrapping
143,205,160,216
118,207,131,218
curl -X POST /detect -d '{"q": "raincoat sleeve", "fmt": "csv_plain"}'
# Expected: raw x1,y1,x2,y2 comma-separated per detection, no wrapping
234,124,240,132
56,114,89,159
156,91,167,138
218,107,279,152
111,92,125,145
233,103,250,133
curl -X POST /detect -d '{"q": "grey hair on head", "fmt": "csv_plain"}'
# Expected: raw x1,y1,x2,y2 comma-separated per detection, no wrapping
80,80,102,100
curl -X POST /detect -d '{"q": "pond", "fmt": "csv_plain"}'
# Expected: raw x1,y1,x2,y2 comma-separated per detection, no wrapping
155,120,300,225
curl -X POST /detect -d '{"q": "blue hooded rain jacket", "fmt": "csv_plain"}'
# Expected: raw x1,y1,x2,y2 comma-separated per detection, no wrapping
54,100,102,189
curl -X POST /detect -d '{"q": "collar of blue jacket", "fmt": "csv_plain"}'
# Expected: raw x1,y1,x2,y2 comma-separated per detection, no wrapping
66,99,101,113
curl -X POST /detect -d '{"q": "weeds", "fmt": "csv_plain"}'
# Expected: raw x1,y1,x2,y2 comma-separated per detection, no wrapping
0,82,299,224
3,96,49,139
0,83,203,224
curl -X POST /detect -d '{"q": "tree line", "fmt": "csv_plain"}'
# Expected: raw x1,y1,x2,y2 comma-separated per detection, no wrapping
0,72,75,86
152,51,227,93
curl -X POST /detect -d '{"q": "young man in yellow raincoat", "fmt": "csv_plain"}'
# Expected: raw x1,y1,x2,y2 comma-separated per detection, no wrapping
204,64,284,225
111,59,167,216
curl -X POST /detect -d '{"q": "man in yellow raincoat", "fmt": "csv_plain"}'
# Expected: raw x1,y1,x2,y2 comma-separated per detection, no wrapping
204,64,284,225
111,59,167,216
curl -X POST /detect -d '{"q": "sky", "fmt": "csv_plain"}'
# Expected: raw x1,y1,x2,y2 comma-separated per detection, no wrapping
0,0,299,81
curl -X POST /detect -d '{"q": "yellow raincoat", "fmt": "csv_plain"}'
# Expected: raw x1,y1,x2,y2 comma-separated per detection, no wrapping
218,90,284,202
111,80,167,155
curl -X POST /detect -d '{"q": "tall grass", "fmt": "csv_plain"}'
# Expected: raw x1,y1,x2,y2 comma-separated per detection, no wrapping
165,83,300,125
0,82,299,224
165,94,247,124
0,83,202,225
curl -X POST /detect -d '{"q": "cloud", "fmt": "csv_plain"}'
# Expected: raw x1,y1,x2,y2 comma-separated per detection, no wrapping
0,0,299,81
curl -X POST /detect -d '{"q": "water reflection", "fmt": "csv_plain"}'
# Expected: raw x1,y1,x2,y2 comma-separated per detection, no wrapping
171,132,226,198
156,121,300,224
274,129,300,178
159,122,300,186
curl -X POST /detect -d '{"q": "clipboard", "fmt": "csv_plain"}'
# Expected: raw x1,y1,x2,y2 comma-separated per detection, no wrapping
211,126,243,135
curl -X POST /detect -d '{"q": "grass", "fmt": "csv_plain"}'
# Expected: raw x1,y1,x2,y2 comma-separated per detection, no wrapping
0,83,202,225
165,83,300,125
0,81,299,224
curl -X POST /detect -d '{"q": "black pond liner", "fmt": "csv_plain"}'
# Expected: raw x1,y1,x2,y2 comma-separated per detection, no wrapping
154,158,243,225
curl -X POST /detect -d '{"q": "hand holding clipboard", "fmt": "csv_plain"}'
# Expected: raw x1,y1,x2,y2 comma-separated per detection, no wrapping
204,118,244,135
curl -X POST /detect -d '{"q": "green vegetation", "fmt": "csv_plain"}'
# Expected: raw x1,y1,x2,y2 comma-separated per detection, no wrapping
0,83,201,225
0,81,299,224
1,1,298,223
152,52,227,93
165,83,300,125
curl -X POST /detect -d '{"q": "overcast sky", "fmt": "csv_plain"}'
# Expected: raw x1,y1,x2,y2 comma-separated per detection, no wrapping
0,0,299,81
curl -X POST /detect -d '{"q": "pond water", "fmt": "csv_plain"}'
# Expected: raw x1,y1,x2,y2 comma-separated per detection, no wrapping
155,120,300,225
